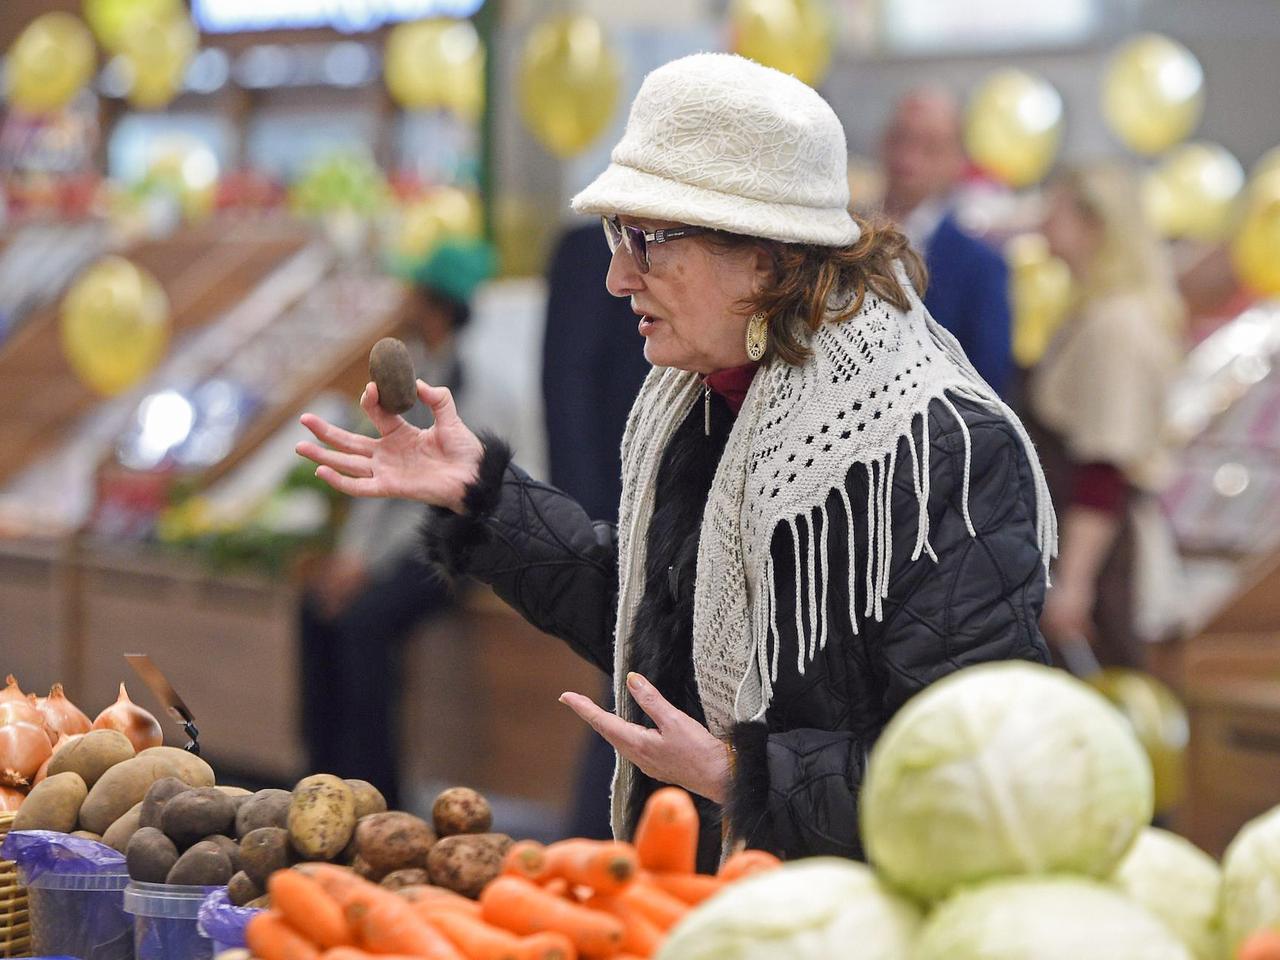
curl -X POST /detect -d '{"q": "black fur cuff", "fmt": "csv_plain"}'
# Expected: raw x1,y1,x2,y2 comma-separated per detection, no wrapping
727,721,778,853
420,431,513,578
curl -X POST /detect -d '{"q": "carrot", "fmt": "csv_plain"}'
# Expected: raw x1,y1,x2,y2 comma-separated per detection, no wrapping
270,869,355,949
345,884,466,959
586,893,663,956
322,952,427,960
542,840,639,895
616,882,688,932
398,884,484,918
502,840,550,883
632,788,699,874
480,876,624,956
516,932,577,960
430,909,527,960
295,863,366,905
646,872,723,906
542,878,571,898
247,912,322,960
716,849,782,882
1240,930,1280,960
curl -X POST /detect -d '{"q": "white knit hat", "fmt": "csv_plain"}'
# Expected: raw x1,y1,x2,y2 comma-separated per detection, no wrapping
571,53,860,247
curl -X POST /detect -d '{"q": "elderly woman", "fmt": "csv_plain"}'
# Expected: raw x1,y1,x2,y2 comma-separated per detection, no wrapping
297,54,1055,866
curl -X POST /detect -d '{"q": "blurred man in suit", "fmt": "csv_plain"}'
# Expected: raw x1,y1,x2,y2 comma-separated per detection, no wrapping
881,88,1013,396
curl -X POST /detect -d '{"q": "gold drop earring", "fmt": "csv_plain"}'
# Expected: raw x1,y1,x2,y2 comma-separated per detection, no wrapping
745,311,768,362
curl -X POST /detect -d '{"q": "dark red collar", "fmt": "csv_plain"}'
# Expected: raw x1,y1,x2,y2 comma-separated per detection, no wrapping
704,362,760,415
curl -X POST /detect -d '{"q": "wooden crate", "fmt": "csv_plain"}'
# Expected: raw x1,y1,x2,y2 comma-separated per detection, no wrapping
0,538,71,694
74,543,305,781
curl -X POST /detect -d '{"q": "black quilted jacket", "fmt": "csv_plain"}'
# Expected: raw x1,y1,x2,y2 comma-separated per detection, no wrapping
423,390,1049,869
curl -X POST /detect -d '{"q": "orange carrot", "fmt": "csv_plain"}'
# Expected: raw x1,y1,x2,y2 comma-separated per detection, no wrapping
1240,931,1280,960
480,876,624,956
616,882,688,932
542,840,638,895
295,863,366,905
502,840,550,883
515,932,577,960
646,872,723,906
398,885,484,918
322,952,429,960
345,884,466,959
587,893,663,956
270,869,354,949
717,849,781,882
430,910,527,960
633,788,699,874
542,878,571,898
247,912,322,960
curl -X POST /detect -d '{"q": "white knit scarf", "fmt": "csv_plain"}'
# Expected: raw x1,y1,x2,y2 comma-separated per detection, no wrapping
609,270,1058,837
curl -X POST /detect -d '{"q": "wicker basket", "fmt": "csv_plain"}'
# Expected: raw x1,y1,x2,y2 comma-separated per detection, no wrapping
0,812,30,959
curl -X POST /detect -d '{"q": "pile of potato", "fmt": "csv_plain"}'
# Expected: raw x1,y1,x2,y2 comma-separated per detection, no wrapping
220,776,512,908
14,728,216,846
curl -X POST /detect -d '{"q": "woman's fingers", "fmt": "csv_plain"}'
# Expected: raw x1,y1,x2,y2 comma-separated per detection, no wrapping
295,441,373,478
626,672,680,733
299,413,376,456
559,691,646,754
418,380,460,426
360,382,409,438
314,465,384,498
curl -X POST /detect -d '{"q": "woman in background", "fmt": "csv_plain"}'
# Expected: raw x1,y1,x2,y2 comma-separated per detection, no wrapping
1032,163,1185,668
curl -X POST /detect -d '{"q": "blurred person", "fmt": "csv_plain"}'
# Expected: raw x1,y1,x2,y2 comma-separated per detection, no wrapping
299,239,494,808
542,222,653,840
298,54,1055,865
880,88,1014,395
1031,163,1184,668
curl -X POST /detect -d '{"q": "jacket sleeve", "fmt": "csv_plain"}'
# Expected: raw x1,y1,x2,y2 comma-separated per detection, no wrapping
727,401,1049,859
420,433,619,675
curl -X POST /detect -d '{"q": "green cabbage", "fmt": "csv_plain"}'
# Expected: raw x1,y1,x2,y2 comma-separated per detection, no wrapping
861,662,1153,901
1111,827,1222,960
1222,804,1280,957
914,876,1193,960
656,858,920,960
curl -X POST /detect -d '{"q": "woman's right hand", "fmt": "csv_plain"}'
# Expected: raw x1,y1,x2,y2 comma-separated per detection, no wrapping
296,380,484,514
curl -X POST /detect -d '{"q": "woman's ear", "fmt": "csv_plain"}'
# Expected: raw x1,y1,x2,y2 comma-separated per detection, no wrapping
751,243,776,292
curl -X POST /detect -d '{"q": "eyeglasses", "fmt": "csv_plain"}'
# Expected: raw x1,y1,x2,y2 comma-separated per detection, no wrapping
601,215,710,274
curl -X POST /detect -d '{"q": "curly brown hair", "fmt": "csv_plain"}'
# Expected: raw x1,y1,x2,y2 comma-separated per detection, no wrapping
708,215,928,367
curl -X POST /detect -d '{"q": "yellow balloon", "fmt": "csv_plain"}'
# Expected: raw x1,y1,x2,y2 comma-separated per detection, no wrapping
1089,669,1188,816
385,19,484,120
61,257,170,396
1144,141,1245,241
4,12,97,115
518,15,621,158
1252,146,1280,189
964,70,1064,189
83,0,182,53
1103,34,1204,156
118,11,197,110
392,189,482,260
1232,171,1280,297
1007,233,1073,368
730,0,833,88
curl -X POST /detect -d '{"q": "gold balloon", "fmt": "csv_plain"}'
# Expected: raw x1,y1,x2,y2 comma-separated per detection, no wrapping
1144,141,1245,241
964,70,1064,189
1252,146,1280,189
384,18,484,120
61,257,170,396
730,0,833,88
83,0,182,53
518,15,621,158
4,12,97,115
1232,171,1280,297
1089,669,1188,816
1103,34,1204,156
118,11,197,110
392,188,482,261
1007,233,1073,368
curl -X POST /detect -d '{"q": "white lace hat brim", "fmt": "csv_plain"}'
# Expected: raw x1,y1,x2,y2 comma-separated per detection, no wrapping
571,161,861,247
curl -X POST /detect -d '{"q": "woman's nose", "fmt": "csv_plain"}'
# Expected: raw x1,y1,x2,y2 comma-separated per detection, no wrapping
606,245,642,297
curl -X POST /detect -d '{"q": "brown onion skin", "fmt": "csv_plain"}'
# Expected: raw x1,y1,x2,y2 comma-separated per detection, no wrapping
0,721,53,787
92,683,163,753
0,786,24,811
36,684,92,739
0,675,27,705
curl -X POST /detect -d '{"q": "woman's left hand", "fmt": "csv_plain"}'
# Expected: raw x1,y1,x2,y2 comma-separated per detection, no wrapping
560,672,731,804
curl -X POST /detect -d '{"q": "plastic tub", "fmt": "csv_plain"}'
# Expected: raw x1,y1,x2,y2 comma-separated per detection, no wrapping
28,866,133,960
124,882,220,960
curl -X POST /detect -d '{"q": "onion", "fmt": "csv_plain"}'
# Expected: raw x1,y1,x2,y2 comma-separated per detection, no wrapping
36,684,92,739
0,698,44,730
0,721,53,787
0,675,26,705
92,683,162,753
0,786,24,812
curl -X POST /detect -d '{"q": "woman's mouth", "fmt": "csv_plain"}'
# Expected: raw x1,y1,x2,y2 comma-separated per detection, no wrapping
638,315,661,336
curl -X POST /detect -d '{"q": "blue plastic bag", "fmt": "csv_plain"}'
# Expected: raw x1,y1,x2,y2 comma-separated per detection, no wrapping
197,888,264,949
0,830,126,882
